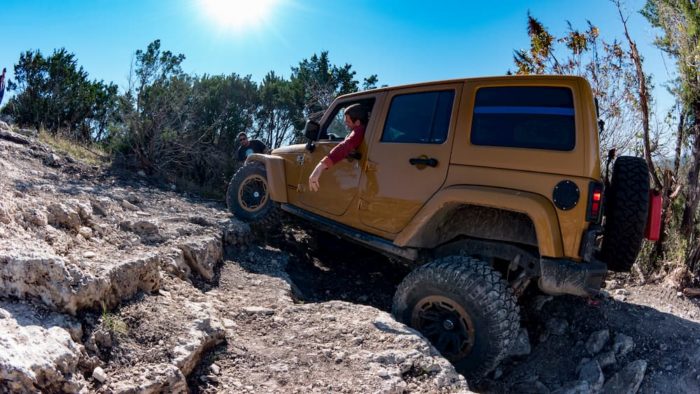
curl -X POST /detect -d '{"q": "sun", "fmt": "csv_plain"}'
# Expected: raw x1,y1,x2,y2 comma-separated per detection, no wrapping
199,0,278,32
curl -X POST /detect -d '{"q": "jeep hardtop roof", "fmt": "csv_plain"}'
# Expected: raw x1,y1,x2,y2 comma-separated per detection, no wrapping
336,74,591,99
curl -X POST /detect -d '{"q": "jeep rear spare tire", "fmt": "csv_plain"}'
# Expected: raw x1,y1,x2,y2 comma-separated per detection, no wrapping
226,162,279,227
392,256,520,379
601,156,650,272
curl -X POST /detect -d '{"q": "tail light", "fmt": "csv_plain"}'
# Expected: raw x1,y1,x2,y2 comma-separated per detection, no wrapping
586,182,603,223
645,190,662,241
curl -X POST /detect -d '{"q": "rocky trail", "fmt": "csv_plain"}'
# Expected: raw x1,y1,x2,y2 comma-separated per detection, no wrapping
1,123,699,393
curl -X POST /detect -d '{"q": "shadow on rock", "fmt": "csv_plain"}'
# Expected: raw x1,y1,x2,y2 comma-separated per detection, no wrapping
269,224,411,312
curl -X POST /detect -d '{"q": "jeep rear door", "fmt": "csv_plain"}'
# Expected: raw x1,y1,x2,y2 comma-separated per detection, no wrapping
358,83,462,234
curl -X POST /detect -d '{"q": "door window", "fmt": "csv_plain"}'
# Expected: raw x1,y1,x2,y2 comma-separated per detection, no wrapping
320,99,376,141
380,90,455,144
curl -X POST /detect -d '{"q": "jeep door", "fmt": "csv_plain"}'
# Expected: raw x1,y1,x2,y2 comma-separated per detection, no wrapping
298,97,381,216
358,84,462,234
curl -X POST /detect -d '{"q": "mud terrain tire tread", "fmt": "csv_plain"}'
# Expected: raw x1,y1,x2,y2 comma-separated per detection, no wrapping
226,162,281,230
601,156,649,272
392,256,520,379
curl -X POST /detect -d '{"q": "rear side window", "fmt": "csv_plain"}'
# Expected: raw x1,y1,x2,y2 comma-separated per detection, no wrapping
470,86,575,151
381,90,455,144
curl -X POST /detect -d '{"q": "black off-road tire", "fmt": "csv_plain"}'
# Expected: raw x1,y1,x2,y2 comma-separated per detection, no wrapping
226,162,280,230
392,256,520,379
601,156,650,272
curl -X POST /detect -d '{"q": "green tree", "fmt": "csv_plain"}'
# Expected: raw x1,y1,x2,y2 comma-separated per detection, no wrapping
643,0,700,240
256,71,299,148
288,51,379,142
124,40,190,172
2,48,119,142
185,73,259,189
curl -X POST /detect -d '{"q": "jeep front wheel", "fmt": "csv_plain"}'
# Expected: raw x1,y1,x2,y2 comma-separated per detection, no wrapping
392,256,520,379
226,162,280,227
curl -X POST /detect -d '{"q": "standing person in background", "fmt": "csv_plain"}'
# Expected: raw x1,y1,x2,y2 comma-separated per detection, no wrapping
0,68,6,106
237,132,268,162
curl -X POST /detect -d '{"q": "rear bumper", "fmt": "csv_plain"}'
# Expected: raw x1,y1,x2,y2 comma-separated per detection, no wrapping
538,258,607,297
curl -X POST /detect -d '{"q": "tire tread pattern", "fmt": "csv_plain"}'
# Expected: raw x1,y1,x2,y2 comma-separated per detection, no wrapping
392,256,520,379
226,162,281,231
601,156,650,272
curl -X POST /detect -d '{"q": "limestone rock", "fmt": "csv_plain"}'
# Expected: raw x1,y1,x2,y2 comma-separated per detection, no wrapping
121,199,139,211
121,220,159,236
178,235,223,281
602,359,647,394
578,359,604,392
159,248,191,279
78,226,93,239
22,208,48,227
508,328,532,357
92,366,107,383
586,329,610,355
0,302,85,392
613,334,635,358
72,201,93,222
126,192,144,205
552,380,591,394
242,306,275,315
107,364,187,394
0,128,31,145
90,197,112,217
222,219,252,247
0,248,161,315
596,350,617,368
172,314,226,376
44,153,63,167
47,203,81,230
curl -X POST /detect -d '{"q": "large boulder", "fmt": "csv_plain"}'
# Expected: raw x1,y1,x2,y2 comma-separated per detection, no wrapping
0,302,85,393
0,247,161,315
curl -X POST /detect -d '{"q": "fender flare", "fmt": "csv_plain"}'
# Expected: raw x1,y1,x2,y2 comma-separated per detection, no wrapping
245,154,288,203
394,186,564,258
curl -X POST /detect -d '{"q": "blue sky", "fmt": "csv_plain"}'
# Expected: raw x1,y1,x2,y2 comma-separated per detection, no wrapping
0,0,675,112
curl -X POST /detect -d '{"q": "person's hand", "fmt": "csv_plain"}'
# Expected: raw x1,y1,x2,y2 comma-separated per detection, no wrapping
308,161,326,192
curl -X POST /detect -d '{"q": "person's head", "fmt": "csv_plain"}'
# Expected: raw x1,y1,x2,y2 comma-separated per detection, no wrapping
343,104,369,129
1,68,5,75
237,132,250,147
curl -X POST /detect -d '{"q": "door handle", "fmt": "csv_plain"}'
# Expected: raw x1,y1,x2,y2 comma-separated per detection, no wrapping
409,157,438,168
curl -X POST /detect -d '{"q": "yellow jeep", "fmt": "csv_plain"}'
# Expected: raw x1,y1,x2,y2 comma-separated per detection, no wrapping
226,75,650,378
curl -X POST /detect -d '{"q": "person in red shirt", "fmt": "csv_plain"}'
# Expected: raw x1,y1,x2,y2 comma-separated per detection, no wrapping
308,103,368,192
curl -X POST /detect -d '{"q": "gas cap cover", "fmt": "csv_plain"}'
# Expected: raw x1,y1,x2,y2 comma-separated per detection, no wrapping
552,180,580,211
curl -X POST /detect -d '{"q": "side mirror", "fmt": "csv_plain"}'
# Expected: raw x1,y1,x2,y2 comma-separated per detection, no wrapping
305,141,316,153
304,120,320,141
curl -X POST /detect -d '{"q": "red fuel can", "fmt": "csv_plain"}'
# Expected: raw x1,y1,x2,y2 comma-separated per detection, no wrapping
645,190,662,241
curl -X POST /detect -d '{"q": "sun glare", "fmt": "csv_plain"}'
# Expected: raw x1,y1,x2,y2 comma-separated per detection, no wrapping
199,0,278,32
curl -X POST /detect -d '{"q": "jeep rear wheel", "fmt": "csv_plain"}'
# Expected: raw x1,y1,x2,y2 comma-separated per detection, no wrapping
226,163,280,227
601,156,650,272
392,256,520,379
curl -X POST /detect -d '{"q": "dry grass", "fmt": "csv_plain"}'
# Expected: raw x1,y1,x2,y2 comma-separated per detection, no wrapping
101,302,128,335
37,130,110,166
